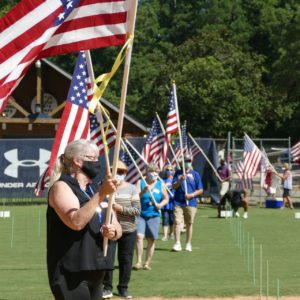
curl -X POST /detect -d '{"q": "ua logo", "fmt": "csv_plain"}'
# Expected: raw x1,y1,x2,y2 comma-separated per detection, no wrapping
4,149,51,178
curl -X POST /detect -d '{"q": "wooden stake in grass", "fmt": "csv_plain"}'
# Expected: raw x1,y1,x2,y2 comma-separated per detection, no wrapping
260,244,263,299
266,260,269,300
247,232,250,273
10,215,14,248
277,278,280,300
38,207,41,238
253,237,256,285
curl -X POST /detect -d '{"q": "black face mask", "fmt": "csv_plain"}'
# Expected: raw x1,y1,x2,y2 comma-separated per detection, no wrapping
81,160,101,179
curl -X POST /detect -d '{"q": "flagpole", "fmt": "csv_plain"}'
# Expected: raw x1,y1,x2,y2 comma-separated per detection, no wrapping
172,81,188,201
85,50,111,171
103,0,138,256
155,112,180,168
98,104,161,204
125,139,174,198
188,132,223,182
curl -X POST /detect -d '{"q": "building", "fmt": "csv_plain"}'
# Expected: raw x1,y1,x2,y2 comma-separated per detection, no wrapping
0,58,147,138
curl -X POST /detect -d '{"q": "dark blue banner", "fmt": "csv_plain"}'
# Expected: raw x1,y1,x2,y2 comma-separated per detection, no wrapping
0,139,53,198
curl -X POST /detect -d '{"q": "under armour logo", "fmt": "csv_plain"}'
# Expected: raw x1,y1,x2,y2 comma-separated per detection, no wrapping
4,149,51,178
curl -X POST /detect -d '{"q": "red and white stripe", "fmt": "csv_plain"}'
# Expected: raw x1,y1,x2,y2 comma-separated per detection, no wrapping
0,0,128,112
291,140,300,162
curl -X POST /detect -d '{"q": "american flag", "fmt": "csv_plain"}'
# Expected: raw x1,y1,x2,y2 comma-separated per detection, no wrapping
35,51,115,195
121,142,147,184
235,134,262,190
143,116,166,169
90,111,116,155
165,90,178,135
171,123,190,166
0,0,128,112
291,140,300,163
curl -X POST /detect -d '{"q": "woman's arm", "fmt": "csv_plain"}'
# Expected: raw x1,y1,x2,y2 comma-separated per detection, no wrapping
49,174,117,231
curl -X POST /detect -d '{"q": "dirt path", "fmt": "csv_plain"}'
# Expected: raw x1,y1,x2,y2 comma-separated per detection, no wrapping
133,297,299,300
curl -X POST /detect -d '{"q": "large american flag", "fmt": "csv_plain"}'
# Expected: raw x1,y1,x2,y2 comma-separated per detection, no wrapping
35,51,115,195
121,142,147,184
0,0,128,112
143,116,166,169
171,122,189,166
235,134,262,190
291,140,300,163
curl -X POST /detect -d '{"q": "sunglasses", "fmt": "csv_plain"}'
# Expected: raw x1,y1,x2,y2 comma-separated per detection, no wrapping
117,170,127,175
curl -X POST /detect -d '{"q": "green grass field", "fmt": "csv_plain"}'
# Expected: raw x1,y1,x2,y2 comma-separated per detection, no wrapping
0,204,299,299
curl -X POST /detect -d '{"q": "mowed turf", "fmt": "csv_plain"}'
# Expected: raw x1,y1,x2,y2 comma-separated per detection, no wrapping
0,204,299,299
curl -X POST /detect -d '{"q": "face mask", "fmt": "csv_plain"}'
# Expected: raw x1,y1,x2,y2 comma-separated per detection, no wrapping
185,162,192,169
147,172,158,182
116,174,126,182
81,160,101,180
166,170,173,177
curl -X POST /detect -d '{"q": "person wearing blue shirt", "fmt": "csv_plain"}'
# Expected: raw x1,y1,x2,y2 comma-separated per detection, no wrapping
172,154,203,252
134,163,168,270
161,164,175,241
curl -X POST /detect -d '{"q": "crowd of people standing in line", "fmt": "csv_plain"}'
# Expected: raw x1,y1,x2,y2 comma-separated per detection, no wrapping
46,138,294,300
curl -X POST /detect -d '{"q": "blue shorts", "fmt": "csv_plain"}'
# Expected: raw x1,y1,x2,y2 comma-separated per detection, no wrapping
283,188,291,197
161,209,174,226
137,216,160,239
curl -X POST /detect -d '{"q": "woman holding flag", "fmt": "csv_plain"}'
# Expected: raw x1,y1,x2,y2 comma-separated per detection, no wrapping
46,139,122,300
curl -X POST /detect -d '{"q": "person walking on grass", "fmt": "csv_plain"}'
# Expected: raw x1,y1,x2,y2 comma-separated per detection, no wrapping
276,163,294,209
133,163,168,271
161,164,175,241
172,154,203,252
103,161,140,300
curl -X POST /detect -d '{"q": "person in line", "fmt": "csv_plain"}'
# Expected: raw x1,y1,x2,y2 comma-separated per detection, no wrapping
103,161,140,299
133,162,168,270
276,163,294,209
216,158,231,201
161,164,175,241
218,188,249,219
172,154,203,252
47,139,122,300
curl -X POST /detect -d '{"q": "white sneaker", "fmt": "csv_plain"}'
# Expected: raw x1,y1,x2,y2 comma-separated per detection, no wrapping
243,212,248,219
161,236,168,242
235,211,240,218
172,242,182,252
185,243,192,252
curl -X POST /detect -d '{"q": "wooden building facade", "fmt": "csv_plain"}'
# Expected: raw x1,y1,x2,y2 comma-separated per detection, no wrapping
0,59,147,138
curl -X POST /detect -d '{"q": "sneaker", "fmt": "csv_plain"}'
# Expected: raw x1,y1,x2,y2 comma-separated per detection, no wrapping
161,236,168,241
118,289,133,299
169,233,175,240
185,243,192,252
243,212,248,219
132,262,142,270
235,211,240,218
172,242,182,252
103,289,113,299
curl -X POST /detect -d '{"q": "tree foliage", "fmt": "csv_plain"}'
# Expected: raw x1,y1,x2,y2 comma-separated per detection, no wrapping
1,0,300,138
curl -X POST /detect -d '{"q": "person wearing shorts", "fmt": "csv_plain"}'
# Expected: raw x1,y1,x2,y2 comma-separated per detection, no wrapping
216,159,231,200
133,163,168,270
172,154,203,252
276,163,294,209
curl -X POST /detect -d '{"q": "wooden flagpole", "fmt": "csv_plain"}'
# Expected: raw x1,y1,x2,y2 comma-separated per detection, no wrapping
155,112,180,168
99,103,173,199
172,81,188,203
85,50,111,171
188,132,222,182
103,0,138,256
125,139,174,198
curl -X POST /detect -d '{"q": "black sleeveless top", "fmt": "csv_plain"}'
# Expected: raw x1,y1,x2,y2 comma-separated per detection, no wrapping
47,174,113,285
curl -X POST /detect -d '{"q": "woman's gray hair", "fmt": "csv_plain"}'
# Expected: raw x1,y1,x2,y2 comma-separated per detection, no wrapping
146,162,160,173
49,139,98,188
